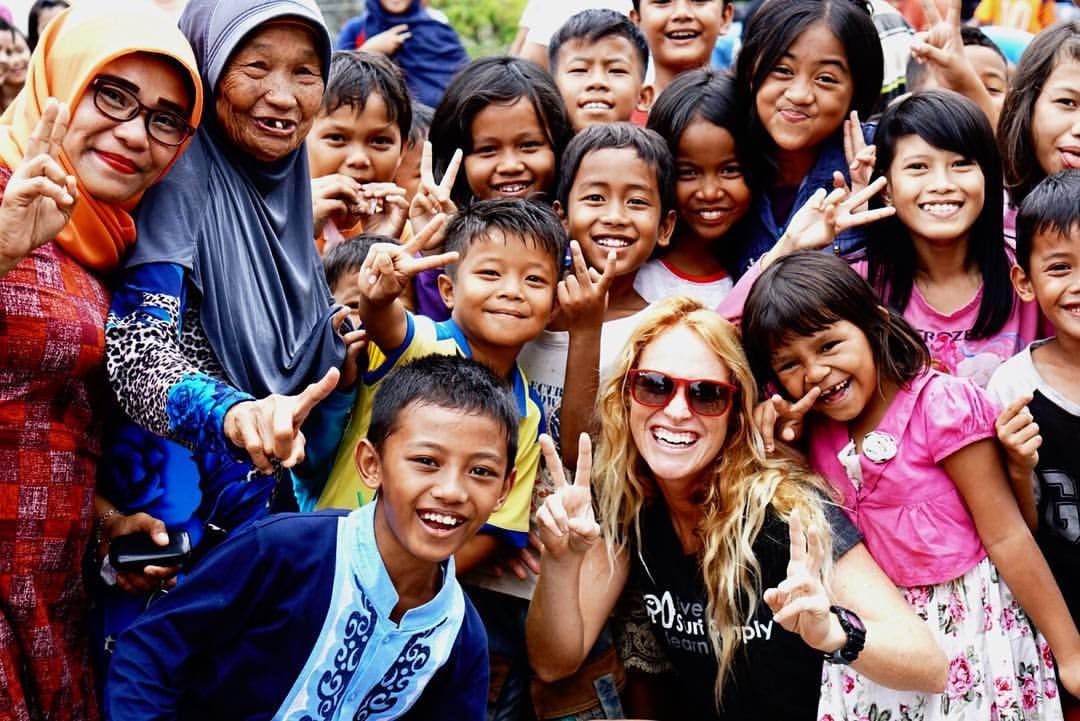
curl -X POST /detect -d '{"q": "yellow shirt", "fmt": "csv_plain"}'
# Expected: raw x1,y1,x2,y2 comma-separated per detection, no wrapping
316,312,543,545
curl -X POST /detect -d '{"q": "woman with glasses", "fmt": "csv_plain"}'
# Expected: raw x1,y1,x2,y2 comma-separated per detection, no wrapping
0,3,201,718
526,296,949,720
93,0,356,680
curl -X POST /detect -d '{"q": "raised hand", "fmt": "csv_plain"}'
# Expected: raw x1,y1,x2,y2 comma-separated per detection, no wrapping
358,213,456,307
753,386,822,454
995,394,1041,482
911,0,996,123
409,141,460,239
535,433,600,561
361,23,411,56
0,99,78,276
843,111,875,197
331,307,368,391
763,508,836,651
557,240,616,331
224,367,342,473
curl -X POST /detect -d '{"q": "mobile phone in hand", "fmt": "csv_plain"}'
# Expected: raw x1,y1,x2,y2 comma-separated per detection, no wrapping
109,530,191,573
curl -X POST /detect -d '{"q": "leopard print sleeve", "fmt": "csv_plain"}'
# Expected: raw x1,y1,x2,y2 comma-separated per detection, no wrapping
105,262,253,456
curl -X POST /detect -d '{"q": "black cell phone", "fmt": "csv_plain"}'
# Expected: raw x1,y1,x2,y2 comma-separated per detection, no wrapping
109,530,191,573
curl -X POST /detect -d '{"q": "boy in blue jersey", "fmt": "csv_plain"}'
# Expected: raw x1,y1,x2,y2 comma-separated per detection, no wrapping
105,355,516,721
315,199,566,570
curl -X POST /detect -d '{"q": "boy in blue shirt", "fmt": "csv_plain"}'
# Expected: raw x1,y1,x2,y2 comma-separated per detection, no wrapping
105,355,518,721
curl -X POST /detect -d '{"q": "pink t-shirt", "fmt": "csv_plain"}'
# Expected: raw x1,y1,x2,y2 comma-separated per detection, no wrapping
808,370,997,587
850,260,1042,387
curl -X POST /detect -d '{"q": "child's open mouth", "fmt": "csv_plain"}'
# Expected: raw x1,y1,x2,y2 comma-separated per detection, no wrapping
918,201,963,219
820,378,851,404
418,510,466,534
593,235,634,249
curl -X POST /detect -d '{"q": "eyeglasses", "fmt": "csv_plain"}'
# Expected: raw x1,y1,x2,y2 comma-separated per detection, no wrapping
90,78,194,147
627,370,737,417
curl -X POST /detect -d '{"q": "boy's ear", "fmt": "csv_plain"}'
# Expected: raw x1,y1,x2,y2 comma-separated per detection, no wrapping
657,209,677,248
552,200,569,229
1010,263,1036,303
356,438,383,492
493,469,515,512
629,8,640,25
718,1,735,34
636,84,655,114
437,272,456,312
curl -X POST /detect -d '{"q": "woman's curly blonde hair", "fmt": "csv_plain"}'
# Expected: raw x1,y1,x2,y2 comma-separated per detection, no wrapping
592,296,837,700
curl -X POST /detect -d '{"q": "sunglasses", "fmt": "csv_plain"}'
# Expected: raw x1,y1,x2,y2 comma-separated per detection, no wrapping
627,370,737,417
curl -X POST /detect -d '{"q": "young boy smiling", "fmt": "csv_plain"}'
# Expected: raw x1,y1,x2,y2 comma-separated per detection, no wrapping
630,0,733,104
315,200,565,570
548,9,653,131
106,355,517,720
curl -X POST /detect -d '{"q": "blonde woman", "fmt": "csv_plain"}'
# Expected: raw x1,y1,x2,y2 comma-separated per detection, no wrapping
526,296,948,719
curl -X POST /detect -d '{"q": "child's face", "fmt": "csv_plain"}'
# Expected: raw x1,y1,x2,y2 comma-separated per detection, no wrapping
1031,59,1080,177
379,0,413,13
437,231,558,352
886,134,984,247
330,278,363,328
965,45,1008,117
628,324,734,488
393,139,424,201
358,401,512,566
559,146,675,277
553,35,647,131
632,0,731,75
1014,226,1080,342
675,119,751,243
769,320,880,426
306,94,403,183
755,21,853,156
464,97,556,201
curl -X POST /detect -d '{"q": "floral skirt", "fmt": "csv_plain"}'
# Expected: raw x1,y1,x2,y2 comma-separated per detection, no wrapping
819,556,1063,721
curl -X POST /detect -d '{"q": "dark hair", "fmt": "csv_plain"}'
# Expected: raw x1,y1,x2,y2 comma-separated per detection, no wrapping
998,21,1080,206
368,355,519,474
647,68,752,189
555,122,676,215
322,51,412,140
742,251,930,396
429,56,573,207
322,234,387,289
734,0,883,187
868,90,1012,339
443,198,567,278
407,101,434,148
548,9,649,80
630,0,731,10
1016,170,1080,273
27,0,66,51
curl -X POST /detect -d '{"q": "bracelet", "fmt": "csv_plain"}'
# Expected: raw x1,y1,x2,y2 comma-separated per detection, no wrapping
95,508,120,547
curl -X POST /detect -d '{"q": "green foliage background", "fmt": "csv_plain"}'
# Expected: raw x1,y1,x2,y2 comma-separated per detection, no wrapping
430,0,527,58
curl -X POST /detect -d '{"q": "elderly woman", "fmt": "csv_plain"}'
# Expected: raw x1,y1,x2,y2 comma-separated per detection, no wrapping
95,0,356,668
0,4,201,718
527,296,949,719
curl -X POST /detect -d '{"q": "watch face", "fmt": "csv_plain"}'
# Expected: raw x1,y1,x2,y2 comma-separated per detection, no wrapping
840,607,866,633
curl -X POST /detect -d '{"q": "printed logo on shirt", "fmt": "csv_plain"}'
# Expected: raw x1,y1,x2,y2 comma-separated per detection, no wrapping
643,589,774,656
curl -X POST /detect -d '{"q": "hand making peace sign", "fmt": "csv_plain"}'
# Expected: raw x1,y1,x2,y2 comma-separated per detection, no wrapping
359,212,458,307
409,141,461,241
535,433,601,561
0,99,79,276
763,508,837,651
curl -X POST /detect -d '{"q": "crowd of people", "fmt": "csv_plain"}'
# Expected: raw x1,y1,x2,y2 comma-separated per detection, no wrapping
1,0,1080,719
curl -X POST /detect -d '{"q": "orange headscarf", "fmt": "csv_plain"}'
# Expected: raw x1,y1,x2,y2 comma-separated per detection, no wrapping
0,4,202,273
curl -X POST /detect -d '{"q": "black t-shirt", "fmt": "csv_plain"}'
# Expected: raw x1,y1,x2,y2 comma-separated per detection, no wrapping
629,498,861,720
1030,390,1080,622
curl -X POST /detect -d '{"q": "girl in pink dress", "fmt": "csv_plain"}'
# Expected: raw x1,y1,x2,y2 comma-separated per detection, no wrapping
743,252,1079,720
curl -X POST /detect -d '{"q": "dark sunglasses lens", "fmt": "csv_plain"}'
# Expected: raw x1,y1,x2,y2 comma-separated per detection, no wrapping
632,372,674,406
688,381,732,415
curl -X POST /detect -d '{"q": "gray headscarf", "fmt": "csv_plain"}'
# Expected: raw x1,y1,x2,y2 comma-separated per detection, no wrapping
128,0,344,399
